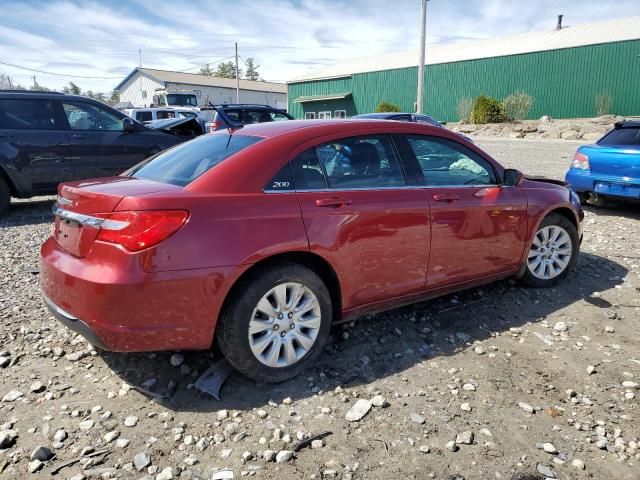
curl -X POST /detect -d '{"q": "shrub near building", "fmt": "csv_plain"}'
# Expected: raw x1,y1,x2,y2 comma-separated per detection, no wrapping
471,95,505,124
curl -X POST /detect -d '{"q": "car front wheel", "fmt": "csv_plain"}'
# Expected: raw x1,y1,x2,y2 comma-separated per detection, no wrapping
217,263,332,383
521,213,579,288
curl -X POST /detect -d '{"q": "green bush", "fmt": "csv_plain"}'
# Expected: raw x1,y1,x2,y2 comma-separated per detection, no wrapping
503,91,534,121
456,97,473,123
375,101,401,113
471,95,505,124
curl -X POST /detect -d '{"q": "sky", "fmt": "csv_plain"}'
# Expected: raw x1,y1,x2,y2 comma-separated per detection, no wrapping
0,0,636,93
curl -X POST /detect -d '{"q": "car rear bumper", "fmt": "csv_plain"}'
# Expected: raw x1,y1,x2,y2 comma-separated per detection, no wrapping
566,169,640,199
39,237,237,352
42,292,109,350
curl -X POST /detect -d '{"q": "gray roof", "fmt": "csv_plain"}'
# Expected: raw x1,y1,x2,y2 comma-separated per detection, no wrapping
116,68,287,93
290,16,640,83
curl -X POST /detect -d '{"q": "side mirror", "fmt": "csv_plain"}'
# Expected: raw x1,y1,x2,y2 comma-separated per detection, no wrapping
503,168,523,187
122,117,135,133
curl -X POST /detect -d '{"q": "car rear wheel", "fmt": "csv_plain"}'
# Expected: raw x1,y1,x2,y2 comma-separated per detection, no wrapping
217,263,332,383
521,213,579,288
0,178,10,217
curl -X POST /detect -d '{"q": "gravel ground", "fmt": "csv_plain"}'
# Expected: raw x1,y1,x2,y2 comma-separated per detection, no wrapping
1,138,639,480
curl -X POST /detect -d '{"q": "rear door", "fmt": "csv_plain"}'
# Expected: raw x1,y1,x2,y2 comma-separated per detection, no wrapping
397,134,528,288
292,134,431,310
0,97,72,194
58,99,152,180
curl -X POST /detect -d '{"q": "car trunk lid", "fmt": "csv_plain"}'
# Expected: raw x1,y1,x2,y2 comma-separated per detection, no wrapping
586,144,640,179
53,177,182,257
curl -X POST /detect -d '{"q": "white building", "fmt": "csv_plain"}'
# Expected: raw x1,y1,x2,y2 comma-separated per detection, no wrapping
115,68,287,109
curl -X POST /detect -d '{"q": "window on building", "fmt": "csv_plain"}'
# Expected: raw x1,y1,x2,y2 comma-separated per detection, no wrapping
318,111,332,119
141,91,147,99
334,110,347,119
304,112,316,120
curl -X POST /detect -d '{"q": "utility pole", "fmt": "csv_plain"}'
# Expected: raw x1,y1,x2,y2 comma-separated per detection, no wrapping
32,75,37,89
235,42,240,103
138,49,143,67
416,0,428,113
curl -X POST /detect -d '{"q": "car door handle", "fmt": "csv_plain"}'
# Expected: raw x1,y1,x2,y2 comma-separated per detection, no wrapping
315,197,352,208
71,134,88,140
433,193,459,202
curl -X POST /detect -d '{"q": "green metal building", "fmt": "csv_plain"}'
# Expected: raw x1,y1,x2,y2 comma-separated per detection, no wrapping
288,16,640,121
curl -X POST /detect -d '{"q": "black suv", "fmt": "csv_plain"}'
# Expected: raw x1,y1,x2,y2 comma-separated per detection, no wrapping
0,91,186,216
199,104,293,132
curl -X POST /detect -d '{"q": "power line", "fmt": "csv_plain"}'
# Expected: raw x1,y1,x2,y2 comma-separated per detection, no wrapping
179,55,236,72
0,59,122,79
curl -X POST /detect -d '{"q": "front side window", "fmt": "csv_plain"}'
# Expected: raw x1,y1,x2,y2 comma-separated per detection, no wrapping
270,111,291,121
0,99,59,130
129,134,262,187
404,135,496,186
62,101,123,131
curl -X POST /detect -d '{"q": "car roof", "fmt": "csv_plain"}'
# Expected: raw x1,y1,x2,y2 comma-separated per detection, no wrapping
218,118,448,139
218,104,283,110
0,91,104,103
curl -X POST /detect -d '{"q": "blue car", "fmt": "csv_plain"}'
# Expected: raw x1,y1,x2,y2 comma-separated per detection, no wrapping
565,121,640,205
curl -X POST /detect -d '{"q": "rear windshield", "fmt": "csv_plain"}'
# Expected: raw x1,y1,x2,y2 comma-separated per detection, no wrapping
598,127,640,146
128,134,262,186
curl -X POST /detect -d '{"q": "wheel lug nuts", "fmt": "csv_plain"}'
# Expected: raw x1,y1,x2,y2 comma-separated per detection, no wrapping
273,325,279,331
290,324,295,329
277,313,283,319
280,332,286,337
288,312,293,318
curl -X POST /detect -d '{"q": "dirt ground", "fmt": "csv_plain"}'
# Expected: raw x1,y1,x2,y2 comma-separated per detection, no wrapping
0,138,638,480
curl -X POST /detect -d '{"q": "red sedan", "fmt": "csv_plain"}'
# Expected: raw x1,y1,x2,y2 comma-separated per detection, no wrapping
40,120,583,383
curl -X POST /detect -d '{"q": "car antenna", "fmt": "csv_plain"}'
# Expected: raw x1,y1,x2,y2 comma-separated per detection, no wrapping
208,101,243,132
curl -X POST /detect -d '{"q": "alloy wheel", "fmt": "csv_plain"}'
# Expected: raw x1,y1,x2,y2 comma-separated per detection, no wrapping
248,282,322,368
527,225,573,280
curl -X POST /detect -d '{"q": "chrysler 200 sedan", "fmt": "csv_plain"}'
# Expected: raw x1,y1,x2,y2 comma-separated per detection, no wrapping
40,120,583,383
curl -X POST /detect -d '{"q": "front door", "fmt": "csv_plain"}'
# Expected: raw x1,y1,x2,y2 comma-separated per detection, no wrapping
399,134,528,288
58,99,151,180
291,134,431,310
0,98,73,194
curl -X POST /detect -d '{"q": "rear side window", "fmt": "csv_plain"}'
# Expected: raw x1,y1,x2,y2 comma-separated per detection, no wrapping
290,135,406,190
135,111,152,122
290,149,327,190
0,99,60,130
598,127,640,146
129,134,262,186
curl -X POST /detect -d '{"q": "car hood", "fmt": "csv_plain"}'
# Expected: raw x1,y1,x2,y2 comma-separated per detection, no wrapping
146,117,203,137
520,175,569,192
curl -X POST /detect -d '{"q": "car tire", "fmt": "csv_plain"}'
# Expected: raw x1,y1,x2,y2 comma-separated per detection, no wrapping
217,262,332,383
520,213,579,288
0,178,10,217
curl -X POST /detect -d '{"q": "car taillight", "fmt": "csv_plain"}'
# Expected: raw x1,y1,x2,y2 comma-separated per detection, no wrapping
95,210,189,252
209,121,222,132
571,152,590,170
